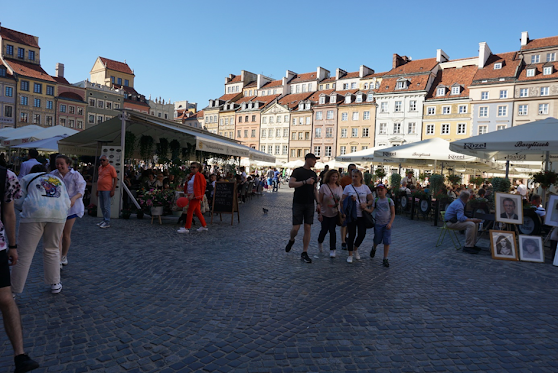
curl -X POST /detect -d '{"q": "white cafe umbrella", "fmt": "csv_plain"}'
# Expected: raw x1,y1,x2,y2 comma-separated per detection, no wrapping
283,160,305,168
12,135,68,152
374,138,478,162
335,146,389,163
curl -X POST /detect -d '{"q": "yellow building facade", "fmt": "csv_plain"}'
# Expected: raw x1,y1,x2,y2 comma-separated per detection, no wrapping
422,100,473,141
90,57,135,88
336,91,376,156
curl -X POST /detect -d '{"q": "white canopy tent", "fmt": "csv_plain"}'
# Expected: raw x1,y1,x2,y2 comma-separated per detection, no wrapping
12,135,68,152
0,125,44,143
335,146,390,163
283,160,305,168
1,125,77,147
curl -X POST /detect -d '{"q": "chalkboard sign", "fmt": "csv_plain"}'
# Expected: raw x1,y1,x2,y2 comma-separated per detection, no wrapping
211,181,239,225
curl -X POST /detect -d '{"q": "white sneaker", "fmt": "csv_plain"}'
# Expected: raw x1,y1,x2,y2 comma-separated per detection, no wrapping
347,256,353,263
61,256,68,266
51,283,62,294
354,251,361,260
330,250,336,258
99,222,110,229
60,263,63,270
96,221,104,226
196,226,208,232
177,228,189,234
318,242,323,252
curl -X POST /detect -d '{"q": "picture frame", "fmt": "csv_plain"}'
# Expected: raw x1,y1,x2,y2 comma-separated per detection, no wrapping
544,194,558,227
518,235,544,263
495,192,524,225
489,230,518,261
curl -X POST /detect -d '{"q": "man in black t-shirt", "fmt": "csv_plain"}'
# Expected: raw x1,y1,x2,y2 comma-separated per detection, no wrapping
319,165,329,186
285,153,321,263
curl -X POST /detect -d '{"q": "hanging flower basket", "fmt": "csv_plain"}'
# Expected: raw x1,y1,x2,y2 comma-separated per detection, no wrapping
531,170,557,189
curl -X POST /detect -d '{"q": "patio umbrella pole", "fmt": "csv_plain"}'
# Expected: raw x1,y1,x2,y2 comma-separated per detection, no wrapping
505,160,510,179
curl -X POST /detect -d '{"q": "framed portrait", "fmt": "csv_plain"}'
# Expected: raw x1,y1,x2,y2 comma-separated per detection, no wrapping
495,192,523,225
544,194,558,227
489,230,518,261
518,235,544,263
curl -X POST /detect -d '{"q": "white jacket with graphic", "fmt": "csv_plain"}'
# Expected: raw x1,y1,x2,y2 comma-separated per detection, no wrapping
15,172,71,223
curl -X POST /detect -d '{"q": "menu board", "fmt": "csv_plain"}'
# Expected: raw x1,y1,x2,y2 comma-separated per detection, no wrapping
211,181,239,225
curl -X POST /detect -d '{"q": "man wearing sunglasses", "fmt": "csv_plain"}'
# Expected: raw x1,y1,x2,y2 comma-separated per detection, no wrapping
95,156,117,228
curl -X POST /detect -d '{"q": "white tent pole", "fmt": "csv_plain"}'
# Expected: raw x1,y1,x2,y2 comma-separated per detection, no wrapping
119,111,128,216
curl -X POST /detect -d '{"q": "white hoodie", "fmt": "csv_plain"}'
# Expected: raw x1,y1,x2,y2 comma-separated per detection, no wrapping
15,172,71,223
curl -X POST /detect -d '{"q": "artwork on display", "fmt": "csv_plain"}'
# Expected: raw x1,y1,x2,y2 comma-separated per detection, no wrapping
544,194,558,227
518,235,545,263
495,192,524,225
489,230,518,261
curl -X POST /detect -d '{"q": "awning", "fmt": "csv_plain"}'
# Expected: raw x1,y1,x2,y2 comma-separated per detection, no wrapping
2,125,78,147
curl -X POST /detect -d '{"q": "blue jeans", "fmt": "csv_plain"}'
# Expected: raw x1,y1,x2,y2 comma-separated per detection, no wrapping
98,191,111,222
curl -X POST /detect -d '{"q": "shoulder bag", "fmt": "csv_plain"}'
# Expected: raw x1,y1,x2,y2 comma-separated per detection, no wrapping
326,184,343,226
352,185,375,229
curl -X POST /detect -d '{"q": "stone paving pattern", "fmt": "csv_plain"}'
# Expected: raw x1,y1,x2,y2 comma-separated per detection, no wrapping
1,187,558,372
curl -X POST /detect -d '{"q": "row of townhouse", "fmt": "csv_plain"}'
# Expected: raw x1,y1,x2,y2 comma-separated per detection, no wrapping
183,31,558,164
0,24,184,131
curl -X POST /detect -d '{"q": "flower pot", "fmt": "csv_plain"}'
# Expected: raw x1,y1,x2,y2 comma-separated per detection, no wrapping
172,210,183,217
151,206,164,216
137,211,144,219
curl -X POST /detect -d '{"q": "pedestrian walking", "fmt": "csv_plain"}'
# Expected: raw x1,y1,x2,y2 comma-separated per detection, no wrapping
11,164,70,295
0,164,40,372
339,164,357,250
369,184,395,267
177,162,208,234
51,155,86,269
18,149,41,180
285,153,321,263
342,170,372,263
96,155,117,228
317,169,343,258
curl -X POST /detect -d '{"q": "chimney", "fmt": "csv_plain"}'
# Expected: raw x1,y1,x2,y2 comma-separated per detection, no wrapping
317,66,329,80
478,42,492,69
392,54,409,69
335,68,346,80
55,63,64,78
436,49,449,63
359,65,373,78
521,31,529,47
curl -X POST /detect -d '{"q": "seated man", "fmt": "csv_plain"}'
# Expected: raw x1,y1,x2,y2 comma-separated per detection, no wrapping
445,191,482,254
476,188,488,202
399,181,411,195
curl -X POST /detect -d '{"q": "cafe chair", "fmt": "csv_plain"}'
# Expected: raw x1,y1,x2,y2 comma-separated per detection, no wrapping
436,211,461,250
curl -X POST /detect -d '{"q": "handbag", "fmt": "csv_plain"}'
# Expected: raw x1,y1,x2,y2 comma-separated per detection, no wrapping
325,184,343,226
352,185,375,229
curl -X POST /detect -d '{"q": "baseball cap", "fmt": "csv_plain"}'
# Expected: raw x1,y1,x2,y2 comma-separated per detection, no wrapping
305,153,320,160
376,183,387,189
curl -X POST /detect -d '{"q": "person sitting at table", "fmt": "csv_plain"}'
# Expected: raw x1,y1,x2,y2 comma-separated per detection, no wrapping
444,190,482,254
529,194,546,217
399,181,411,195
447,186,457,199
476,188,488,202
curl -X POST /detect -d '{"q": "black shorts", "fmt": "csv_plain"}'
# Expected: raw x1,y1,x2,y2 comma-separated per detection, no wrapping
292,203,315,226
0,249,11,289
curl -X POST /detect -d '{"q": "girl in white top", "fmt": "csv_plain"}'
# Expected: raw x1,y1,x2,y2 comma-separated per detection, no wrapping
317,170,343,258
342,170,373,263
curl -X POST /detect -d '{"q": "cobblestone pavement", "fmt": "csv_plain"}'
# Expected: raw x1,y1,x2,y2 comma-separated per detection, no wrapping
1,187,558,372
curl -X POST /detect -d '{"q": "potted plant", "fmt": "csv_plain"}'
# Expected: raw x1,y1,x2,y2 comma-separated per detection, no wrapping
531,170,557,189
87,204,97,216
390,173,402,189
125,131,136,160
137,188,175,216
469,176,485,187
121,207,132,219
374,168,386,183
139,135,154,161
446,174,462,185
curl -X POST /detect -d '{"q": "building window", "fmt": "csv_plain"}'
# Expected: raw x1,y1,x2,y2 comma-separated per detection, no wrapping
494,63,502,70
261,145,266,152
261,129,267,138
441,124,449,134
275,146,280,155
426,124,434,135
409,101,417,111
458,105,467,114
69,119,75,128
5,87,13,97
237,130,241,138
114,103,120,109
283,128,289,137
20,81,29,91
291,149,296,157
539,103,549,115
325,128,333,138
451,86,460,95
282,145,288,155
362,128,369,137
46,116,53,126
298,132,303,140
481,91,489,100
325,146,332,157
350,146,357,153
97,115,103,124
547,52,556,62
427,107,435,115
316,111,323,120
319,96,325,104
436,87,445,96
33,114,40,124
252,115,256,122
98,100,104,109
351,128,358,137
457,123,466,134
124,79,129,86
341,113,348,121
380,102,388,113
314,146,321,156
363,111,370,120
77,121,83,129
4,106,13,118
367,94,373,102
408,123,416,134
326,110,333,119
267,145,272,154
244,130,248,138
479,107,488,117
497,125,506,131
442,106,450,114
291,132,296,140
341,128,347,138
60,104,66,113
518,104,528,116
276,128,281,137
478,125,488,135
531,54,540,63
352,112,359,121
20,112,28,123
117,78,122,85
520,88,528,97
497,106,507,116
47,100,53,110
340,146,346,155
393,123,401,134
315,128,322,138
541,87,549,96
69,106,75,114
33,83,42,94
238,116,242,123
396,81,406,89
20,96,28,106
34,98,41,108
89,98,95,106
395,101,402,112
18,48,25,59
526,69,535,77
88,115,95,124
543,66,553,75
6,45,13,56
499,90,507,99
106,102,112,110
356,95,363,103
46,85,54,96
379,123,387,134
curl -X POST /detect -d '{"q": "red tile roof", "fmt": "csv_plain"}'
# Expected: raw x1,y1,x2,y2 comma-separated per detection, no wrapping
376,75,431,93
289,72,317,83
227,75,242,83
312,89,336,105
235,96,254,104
517,61,558,81
471,52,519,83
52,76,70,85
253,94,281,108
338,71,360,80
521,36,558,51
218,93,242,102
385,58,438,76
426,65,478,100
243,81,257,88
112,84,139,96
0,61,14,77
278,92,313,109
0,27,39,48
320,77,336,84
362,71,387,79
99,57,134,75
261,79,283,88
3,58,56,82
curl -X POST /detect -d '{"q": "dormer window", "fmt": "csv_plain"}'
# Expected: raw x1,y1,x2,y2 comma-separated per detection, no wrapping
366,93,373,102
356,94,363,103
319,96,326,104
298,102,304,110
543,66,553,75
364,83,369,89
330,95,336,103
526,68,536,77
396,80,408,89
305,103,311,110
344,96,351,104
436,87,446,96
451,86,461,95
494,63,502,70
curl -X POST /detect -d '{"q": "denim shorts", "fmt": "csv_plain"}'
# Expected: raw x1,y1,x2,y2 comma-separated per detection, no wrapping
292,203,315,226
67,214,79,220
373,224,392,246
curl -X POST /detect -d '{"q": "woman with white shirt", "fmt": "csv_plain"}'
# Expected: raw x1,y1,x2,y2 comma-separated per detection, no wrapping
317,170,343,258
51,155,86,268
342,170,373,263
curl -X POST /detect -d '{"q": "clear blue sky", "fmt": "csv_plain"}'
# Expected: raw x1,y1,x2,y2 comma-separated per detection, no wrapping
2,0,556,109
